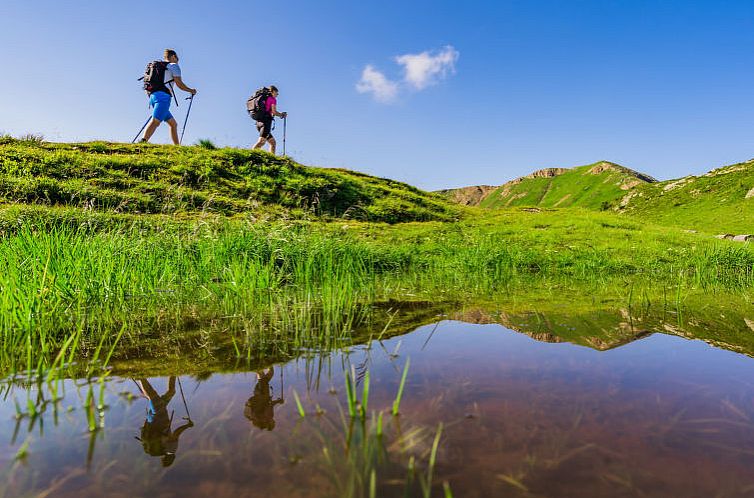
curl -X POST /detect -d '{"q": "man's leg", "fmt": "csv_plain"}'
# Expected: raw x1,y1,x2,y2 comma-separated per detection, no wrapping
163,376,176,402
167,118,179,145
137,378,160,400
144,92,173,142
142,118,161,142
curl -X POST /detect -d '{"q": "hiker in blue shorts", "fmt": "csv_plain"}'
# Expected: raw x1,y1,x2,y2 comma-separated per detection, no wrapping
135,377,194,467
140,49,197,144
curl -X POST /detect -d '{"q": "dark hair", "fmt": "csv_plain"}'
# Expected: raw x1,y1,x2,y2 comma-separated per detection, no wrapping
269,85,279,93
164,49,177,60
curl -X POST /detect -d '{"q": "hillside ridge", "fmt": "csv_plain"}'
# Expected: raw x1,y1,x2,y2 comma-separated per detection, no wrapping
439,160,657,210
613,158,753,233
0,138,459,224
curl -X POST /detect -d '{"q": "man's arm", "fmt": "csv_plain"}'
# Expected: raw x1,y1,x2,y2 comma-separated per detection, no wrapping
172,76,197,95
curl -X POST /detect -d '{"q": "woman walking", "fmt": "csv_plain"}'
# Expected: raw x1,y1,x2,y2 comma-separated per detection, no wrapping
252,85,287,154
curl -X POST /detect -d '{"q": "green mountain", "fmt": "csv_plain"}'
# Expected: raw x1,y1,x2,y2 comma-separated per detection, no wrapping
439,158,753,234
611,159,754,234
438,161,656,210
0,138,458,224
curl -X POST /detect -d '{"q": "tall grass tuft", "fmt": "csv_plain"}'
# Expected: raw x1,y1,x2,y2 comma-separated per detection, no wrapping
392,358,410,416
196,138,217,150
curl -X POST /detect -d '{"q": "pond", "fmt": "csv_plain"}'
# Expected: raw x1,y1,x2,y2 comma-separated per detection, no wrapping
2,310,754,497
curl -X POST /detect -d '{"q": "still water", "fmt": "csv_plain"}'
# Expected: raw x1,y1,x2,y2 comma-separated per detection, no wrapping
2,319,754,497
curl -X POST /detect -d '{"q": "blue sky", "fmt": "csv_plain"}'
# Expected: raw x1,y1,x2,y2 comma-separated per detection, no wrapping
2,0,754,190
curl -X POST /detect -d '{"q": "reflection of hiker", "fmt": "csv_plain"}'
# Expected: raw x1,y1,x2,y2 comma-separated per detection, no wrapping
244,367,284,431
140,49,197,145
135,377,193,467
248,86,287,154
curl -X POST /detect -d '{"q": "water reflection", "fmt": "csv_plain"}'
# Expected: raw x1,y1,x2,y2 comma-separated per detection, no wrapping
3,300,754,497
134,376,194,467
244,367,284,431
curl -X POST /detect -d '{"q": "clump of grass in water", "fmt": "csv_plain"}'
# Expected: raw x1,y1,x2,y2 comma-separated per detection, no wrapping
392,358,410,416
344,366,371,420
292,361,452,498
292,389,306,418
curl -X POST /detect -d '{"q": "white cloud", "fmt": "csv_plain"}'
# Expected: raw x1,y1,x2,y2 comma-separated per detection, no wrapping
356,65,399,103
356,46,459,104
395,45,459,90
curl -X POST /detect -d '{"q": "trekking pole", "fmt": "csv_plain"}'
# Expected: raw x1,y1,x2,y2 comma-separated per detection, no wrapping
177,376,192,420
131,116,152,143
282,115,287,156
180,95,194,145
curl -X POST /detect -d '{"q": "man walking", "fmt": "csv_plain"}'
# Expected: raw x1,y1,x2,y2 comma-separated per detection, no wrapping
140,49,197,144
252,85,287,154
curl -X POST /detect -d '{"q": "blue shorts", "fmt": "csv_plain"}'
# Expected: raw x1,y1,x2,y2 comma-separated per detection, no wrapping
149,91,173,122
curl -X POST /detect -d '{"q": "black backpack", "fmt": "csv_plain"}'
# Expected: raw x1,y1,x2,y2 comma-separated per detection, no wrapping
140,60,172,94
246,87,272,120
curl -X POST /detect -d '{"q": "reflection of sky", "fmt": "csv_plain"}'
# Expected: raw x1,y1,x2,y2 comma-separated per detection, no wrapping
2,322,754,497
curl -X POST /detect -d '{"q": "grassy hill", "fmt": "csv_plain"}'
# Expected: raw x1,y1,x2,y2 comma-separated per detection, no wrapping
0,137,458,224
439,161,655,210
612,159,754,234
439,158,753,234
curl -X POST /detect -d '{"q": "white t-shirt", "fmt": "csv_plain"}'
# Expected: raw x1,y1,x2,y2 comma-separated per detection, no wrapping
163,63,181,95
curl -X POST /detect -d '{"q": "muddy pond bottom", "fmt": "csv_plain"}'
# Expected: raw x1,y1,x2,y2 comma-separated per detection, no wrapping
3,320,754,498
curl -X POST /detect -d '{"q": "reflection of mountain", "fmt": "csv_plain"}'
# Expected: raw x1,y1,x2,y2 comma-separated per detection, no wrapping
454,308,651,350
452,305,754,356
62,296,754,379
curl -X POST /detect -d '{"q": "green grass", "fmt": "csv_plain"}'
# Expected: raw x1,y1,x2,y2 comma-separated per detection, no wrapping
0,140,752,380
613,159,754,234
0,208,751,378
0,138,458,223
0,140,751,498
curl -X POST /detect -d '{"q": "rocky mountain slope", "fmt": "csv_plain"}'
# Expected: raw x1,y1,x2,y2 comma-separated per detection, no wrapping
439,161,656,210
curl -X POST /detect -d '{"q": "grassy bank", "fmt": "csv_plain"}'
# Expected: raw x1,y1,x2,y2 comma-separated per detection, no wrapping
1,208,752,376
